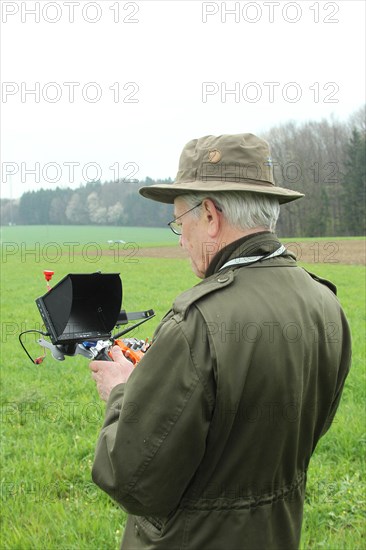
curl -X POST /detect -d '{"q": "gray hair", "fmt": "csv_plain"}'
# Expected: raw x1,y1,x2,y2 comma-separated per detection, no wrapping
179,191,280,232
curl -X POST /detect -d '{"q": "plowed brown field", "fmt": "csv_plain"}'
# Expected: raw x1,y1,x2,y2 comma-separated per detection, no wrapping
104,239,365,265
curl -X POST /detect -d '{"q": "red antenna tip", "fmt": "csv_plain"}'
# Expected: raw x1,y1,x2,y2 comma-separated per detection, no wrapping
43,270,55,282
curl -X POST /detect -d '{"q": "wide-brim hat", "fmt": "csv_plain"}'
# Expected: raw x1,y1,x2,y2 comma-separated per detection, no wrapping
139,133,304,204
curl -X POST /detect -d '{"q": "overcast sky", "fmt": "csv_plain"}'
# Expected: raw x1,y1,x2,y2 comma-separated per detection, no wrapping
1,0,365,199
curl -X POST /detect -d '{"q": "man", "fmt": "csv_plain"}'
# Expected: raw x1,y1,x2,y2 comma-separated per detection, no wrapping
90,134,351,549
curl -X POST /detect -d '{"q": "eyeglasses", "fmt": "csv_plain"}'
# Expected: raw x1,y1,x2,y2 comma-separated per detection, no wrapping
167,202,203,235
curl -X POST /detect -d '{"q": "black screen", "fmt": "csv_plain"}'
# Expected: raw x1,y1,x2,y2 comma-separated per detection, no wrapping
36,273,122,344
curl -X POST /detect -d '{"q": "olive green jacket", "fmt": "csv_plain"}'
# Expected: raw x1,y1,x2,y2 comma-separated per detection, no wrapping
92,232,351,550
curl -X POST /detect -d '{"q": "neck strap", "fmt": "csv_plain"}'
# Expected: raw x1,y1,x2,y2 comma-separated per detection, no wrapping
219,244,287,271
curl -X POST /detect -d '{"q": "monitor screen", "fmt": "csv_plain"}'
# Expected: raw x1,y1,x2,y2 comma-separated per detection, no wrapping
36,273,122,344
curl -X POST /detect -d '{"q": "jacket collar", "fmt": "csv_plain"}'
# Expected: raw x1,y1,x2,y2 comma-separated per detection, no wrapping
205,231,293,278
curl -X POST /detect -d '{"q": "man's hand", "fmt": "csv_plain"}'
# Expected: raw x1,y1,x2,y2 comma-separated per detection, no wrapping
89,345,134,401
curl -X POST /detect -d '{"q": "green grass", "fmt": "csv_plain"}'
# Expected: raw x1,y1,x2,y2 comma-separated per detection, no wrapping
0,225,178,247
297,263,365,549
0,230,365,549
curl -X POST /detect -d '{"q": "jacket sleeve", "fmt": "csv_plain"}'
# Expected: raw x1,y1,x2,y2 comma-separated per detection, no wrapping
91,309,215,516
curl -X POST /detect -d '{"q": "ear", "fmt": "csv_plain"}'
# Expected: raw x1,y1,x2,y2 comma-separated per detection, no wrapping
202,199,221,238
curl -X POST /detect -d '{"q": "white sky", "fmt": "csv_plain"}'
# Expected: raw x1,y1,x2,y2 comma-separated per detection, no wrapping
1,0,365,199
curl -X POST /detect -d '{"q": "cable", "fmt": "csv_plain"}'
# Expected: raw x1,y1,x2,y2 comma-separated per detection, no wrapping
18,329,50,365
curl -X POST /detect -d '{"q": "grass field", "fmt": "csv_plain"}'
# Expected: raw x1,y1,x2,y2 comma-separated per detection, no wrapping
1,226,365,549
0,225,179,247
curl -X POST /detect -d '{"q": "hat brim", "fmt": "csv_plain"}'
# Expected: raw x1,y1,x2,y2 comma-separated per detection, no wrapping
139,180,304,205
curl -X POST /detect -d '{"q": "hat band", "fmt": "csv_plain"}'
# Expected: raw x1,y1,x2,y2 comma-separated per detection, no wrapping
175,177,274,187
177,161,274,186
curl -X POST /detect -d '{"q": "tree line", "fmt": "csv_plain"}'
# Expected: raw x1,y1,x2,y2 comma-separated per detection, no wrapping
2,178,174,229
262,107,365,237
1,107,365,237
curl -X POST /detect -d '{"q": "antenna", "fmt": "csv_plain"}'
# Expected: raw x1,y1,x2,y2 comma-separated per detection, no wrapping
43,270,55,291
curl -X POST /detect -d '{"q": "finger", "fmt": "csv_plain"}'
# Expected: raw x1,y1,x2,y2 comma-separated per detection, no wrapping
89,361,99,372
110,346,126,362
90,359,114,371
